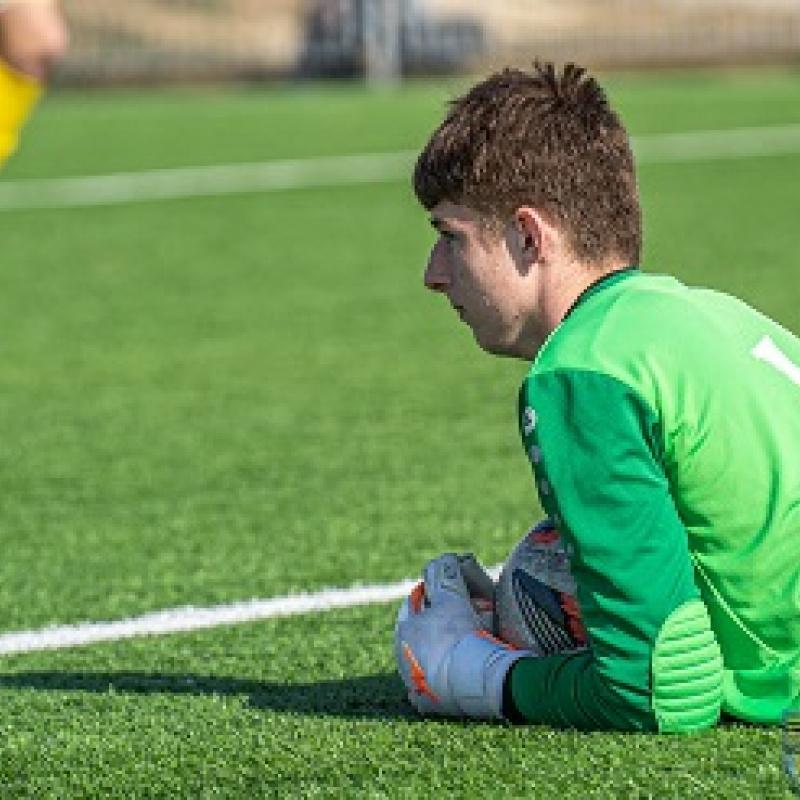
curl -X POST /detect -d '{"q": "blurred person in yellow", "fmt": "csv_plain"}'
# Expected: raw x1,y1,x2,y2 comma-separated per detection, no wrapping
0,0,68,168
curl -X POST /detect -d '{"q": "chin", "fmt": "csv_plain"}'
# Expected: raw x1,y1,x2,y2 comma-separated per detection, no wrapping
474,331,532,360
474,334,515,359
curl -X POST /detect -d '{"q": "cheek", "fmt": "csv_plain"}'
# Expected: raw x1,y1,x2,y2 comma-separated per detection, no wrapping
466,255,501,297
454,245,484,286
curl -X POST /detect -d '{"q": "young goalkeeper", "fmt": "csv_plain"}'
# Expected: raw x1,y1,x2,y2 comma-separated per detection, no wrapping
395,61,800,733
0,0,68,169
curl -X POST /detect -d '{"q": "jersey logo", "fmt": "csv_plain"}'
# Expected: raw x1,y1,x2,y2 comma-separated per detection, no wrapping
522,407,536,436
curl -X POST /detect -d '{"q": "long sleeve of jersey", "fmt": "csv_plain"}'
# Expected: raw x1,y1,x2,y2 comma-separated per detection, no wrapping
510,368,723,733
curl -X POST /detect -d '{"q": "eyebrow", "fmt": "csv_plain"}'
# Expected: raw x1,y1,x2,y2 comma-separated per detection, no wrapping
430,217,454,233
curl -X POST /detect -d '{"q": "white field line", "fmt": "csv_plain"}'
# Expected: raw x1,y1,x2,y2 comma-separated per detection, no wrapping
632,123,800,163
0,123,799,211
0,579,416,655
0,150,418,211
0,566,503,655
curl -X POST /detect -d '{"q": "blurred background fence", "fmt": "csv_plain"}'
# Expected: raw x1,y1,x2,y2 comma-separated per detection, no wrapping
58,0,800,86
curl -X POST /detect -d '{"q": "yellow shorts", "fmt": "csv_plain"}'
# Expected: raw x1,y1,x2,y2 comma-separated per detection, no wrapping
0,57,41,168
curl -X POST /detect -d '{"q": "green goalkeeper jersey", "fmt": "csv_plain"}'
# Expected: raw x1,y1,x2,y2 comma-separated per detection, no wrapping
510,268,800,732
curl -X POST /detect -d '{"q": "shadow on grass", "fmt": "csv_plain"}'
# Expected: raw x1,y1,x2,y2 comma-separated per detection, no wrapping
0,670,418,720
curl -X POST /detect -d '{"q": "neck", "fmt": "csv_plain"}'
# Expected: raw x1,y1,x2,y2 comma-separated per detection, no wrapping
515,258,630,361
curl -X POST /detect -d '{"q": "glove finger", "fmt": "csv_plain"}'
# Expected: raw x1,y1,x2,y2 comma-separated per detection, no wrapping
457,553,495,600
423,553,470,605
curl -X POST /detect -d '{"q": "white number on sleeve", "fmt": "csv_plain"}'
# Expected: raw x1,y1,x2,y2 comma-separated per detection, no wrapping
751,335,800,388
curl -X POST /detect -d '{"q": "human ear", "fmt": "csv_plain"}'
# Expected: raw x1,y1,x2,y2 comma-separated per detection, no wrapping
514,207,544,265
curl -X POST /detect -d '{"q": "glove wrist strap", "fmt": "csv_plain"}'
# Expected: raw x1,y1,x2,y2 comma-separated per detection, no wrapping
447,633,530,719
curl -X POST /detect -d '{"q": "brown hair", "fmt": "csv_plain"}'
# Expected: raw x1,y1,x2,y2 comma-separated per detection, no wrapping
413,62,642,266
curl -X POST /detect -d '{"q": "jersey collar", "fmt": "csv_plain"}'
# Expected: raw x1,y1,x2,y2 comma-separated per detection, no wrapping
561,265,640,324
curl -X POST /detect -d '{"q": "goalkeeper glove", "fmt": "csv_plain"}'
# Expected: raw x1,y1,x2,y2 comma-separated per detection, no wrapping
394,553,530,719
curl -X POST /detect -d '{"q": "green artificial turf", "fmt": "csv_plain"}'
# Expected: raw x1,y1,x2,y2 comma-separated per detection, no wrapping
0,606,793,798
0,68,798,796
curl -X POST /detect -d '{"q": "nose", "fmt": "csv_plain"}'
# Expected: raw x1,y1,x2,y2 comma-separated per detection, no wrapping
423,240,449,293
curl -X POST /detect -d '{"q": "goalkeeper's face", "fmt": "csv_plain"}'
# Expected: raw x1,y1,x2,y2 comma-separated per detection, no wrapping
423,201,543,360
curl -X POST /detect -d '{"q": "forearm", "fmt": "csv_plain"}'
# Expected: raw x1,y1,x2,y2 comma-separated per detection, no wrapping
504,650,656,731
0,0,67,82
